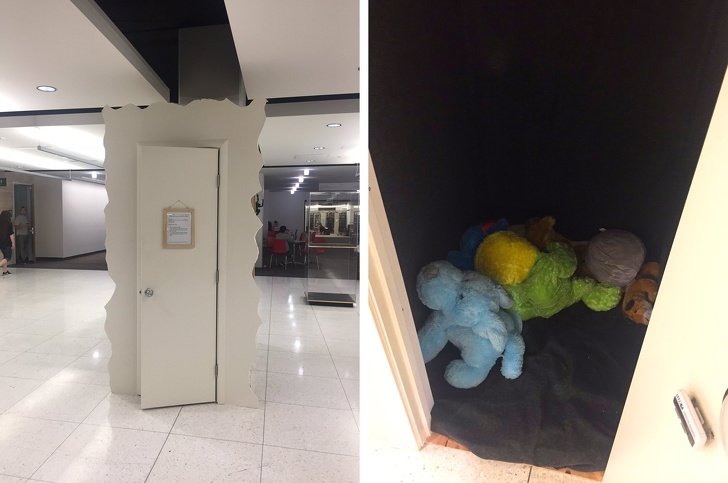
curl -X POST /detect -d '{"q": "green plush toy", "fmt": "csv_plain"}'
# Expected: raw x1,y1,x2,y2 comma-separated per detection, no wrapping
475,231,621,320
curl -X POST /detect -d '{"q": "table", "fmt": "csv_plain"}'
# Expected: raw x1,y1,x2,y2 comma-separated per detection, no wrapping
291,240,307,265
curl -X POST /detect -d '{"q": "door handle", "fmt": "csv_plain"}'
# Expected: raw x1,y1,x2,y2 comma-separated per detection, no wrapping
144,288,154,297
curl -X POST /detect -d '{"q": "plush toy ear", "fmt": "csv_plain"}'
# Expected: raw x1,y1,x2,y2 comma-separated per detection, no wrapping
492,283,514,310
460,271,513,311
416,260,463,311
472,314,508,352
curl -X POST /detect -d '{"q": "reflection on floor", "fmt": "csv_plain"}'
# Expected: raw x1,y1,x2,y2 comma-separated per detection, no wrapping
0,268,360,482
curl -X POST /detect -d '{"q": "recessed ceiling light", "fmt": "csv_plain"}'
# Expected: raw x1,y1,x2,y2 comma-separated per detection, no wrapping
298,176,304,183
327,123,342,128
313,146,325,150
290,189,295,194
36,85,57,92
304,169,310,175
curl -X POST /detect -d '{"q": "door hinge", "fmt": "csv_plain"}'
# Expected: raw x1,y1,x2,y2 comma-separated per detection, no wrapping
216,174,220,187
215,363,218,377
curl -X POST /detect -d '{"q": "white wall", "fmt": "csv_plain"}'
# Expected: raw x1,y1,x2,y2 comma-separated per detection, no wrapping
0,172,104,259
62,180,107,257
263,190,308,236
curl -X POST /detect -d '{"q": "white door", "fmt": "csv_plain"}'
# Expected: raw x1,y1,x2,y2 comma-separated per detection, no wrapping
139,145,219,409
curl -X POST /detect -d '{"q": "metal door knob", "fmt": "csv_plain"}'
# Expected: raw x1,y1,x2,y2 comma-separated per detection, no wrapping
144,288,154,297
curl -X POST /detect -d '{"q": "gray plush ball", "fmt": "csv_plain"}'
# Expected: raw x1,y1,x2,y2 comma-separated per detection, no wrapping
585,229,645,287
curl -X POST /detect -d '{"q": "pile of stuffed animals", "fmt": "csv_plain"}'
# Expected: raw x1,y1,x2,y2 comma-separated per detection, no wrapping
418,215,660,389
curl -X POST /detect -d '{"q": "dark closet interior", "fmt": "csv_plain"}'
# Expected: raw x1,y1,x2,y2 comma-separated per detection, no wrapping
370,1,728,472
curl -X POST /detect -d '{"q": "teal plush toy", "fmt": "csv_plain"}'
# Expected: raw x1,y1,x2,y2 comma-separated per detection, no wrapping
417,260,526,389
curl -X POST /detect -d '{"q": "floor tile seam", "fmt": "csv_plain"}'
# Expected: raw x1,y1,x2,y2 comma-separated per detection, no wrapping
12,352,88,380
26,419,82,482
335,373,360,382
10,385,111,422
0,373,45,383
264,398,351,411
2,411,81,431
164,430,264,447
77,421,178,436
0,352,25,366
263,399,355,413
264,348,331,356
41,379,111,388
327,339,358,411
70,354,111,362
24,348,104,359
144,404,184,483
260,442,361,459
265,332,325,340
265,369,340,380
0,373,49,382
266,331,325,339
6,330,65,339
16,381,111,431
0,333,57,352
270,310,315,320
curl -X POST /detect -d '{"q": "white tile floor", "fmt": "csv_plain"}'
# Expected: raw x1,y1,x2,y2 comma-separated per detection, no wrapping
0,268,360,482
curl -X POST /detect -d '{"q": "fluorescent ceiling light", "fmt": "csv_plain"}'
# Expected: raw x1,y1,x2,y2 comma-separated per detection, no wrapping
36,85,57,92
298,176,304,183
290,189,295,194
304,169,310,175
37,146,104,168
327,123,342,128
313,146,325,150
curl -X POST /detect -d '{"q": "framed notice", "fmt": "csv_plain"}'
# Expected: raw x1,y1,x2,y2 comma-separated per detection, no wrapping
163,208,195,248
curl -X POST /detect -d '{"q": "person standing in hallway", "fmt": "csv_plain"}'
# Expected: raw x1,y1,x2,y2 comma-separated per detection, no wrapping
0,210,15,275
14,206,29,263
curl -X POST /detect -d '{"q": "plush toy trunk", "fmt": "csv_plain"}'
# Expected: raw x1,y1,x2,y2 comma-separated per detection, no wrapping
370,0,728,473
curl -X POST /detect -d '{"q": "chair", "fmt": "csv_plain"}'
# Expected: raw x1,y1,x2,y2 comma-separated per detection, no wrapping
269,238,291,269
266,231,277,249
305,236,325,269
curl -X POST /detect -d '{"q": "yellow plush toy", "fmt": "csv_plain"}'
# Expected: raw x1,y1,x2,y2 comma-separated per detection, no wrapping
474,231,538,285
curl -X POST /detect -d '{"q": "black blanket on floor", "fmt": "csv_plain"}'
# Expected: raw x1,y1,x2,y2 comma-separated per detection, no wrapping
427,303,647,472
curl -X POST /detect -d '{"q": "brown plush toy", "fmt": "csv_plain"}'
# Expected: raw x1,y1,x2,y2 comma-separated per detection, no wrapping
621,262,660,325
524,215,566,251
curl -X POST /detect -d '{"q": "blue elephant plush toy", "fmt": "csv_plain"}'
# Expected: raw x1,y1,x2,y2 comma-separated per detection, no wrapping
417,260,525,389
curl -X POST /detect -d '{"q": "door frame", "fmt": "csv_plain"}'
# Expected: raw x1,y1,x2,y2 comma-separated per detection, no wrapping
368,158,434,448
12,182,34,263
135,140,233,402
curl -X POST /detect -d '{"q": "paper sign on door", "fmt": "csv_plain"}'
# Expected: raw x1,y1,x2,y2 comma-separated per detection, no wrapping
163,208,195,248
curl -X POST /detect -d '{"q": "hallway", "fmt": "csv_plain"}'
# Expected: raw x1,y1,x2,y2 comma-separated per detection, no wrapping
0,269,359,482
